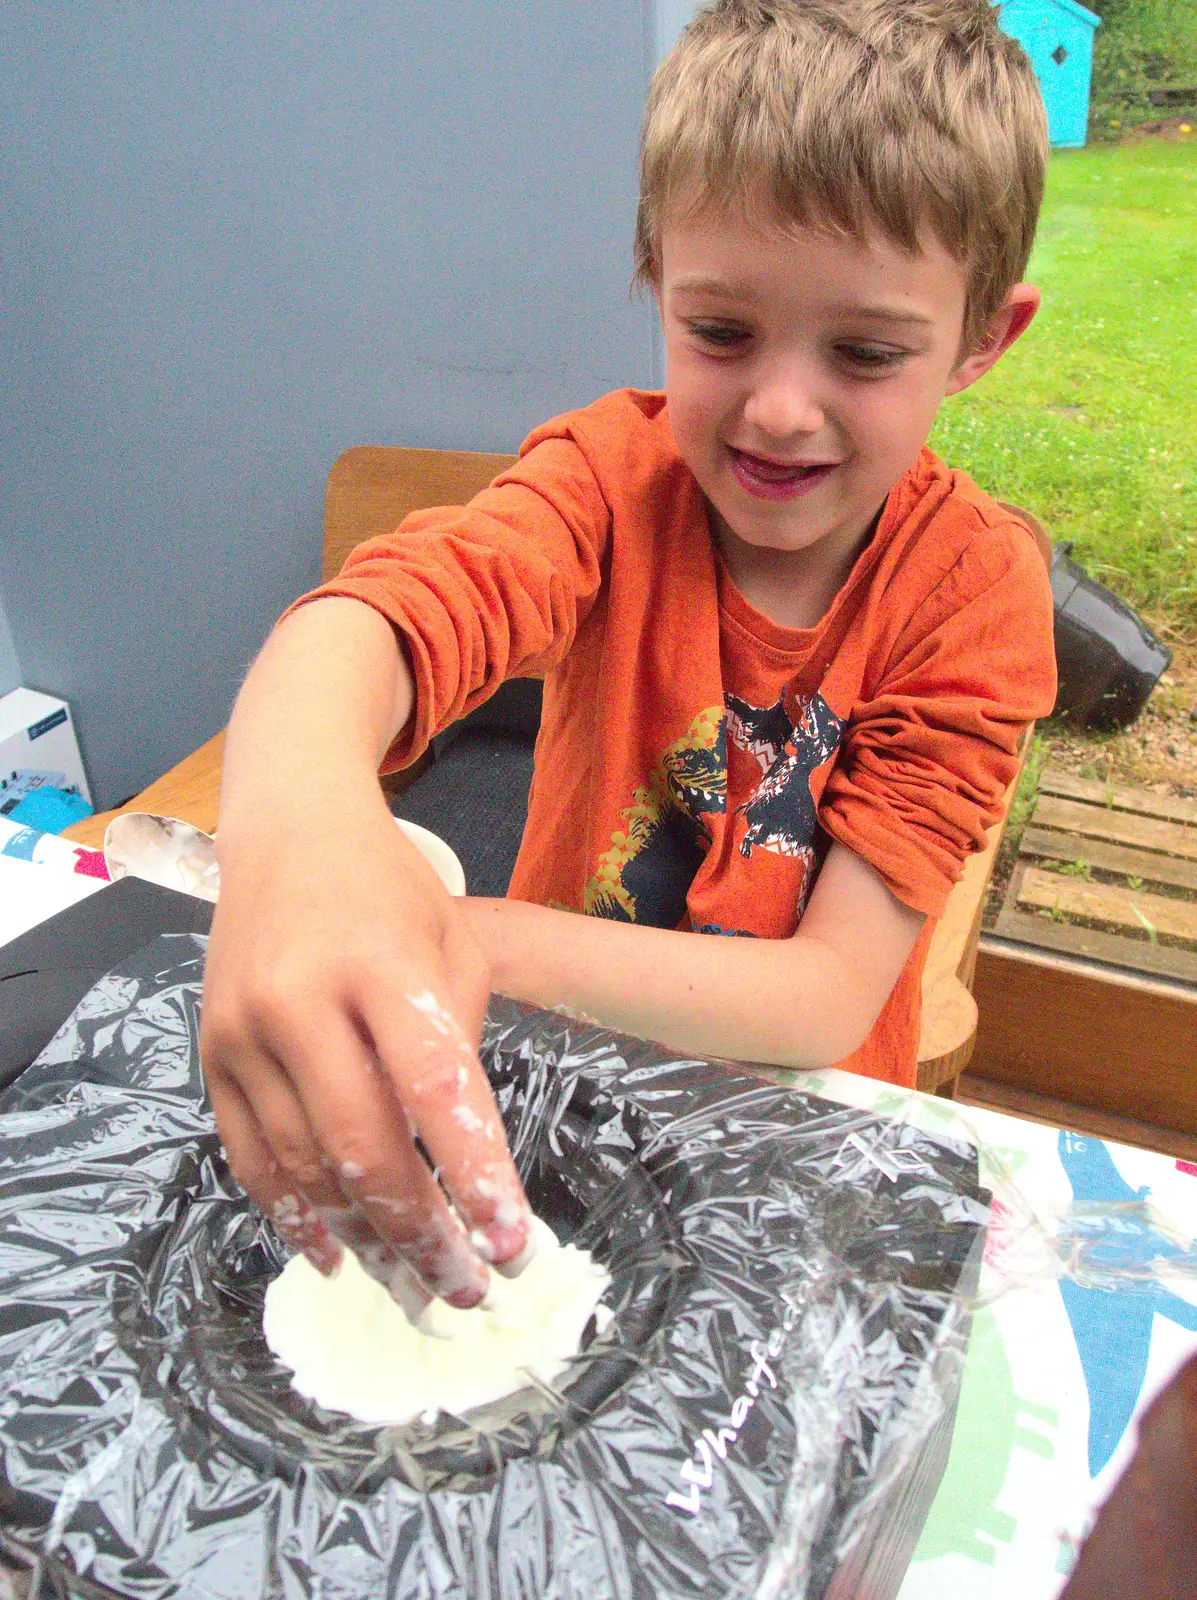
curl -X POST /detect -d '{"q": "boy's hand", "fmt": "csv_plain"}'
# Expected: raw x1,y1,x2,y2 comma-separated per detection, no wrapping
202,799,532,1315
199,596,532,1317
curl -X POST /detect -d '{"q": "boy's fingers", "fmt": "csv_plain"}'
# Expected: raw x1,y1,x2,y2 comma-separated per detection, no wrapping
435,908,536,1273
311,1202,433,1322
220,1047,345,1208
206,1071,343,1277
366,987,534,1274
272,1011,491,1308
203,1001,340,1204
209,1025,483,1312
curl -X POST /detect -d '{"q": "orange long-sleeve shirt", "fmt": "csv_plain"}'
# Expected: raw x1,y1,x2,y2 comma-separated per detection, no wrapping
301,389,1056,1084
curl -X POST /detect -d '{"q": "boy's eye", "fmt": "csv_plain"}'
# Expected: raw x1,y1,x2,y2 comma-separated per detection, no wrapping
837,343,907,371
688,321,748,350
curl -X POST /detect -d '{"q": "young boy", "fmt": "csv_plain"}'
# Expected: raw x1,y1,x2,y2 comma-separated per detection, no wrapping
201,0,1056,1317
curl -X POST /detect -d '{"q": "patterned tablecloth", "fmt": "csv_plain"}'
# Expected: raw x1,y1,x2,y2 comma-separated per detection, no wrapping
796,1067,1197,1598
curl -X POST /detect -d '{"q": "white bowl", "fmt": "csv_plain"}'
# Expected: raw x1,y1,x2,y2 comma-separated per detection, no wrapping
104,811,466,903
104,813,220,901
394,818,466,897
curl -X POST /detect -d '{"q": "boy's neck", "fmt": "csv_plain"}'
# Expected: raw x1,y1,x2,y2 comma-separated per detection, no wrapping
707,502,882,632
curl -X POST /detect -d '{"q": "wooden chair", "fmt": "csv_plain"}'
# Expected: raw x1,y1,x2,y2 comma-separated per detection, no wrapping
65,454,1051,1095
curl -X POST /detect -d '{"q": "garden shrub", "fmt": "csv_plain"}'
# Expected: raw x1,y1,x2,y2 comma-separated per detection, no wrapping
1086,0,1197,137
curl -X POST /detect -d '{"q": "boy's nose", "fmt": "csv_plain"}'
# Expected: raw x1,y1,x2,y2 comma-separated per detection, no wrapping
742,374,825,440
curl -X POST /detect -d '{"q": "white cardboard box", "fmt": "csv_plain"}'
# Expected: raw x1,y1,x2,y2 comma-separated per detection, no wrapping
0,688,93,815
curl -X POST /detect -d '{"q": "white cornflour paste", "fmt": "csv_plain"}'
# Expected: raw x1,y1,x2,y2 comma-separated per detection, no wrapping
263,1217,612,1425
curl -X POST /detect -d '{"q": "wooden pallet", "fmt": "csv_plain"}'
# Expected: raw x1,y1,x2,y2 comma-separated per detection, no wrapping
995,768,1197,987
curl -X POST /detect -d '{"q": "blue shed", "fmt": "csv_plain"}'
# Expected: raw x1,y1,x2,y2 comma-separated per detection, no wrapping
999,0,1101,148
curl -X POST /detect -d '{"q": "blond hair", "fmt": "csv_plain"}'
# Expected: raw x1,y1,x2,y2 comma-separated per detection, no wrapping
634,0,1048,353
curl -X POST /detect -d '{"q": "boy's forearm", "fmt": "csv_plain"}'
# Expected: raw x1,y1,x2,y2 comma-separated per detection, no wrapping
219,598,413,839
464,897,874,1071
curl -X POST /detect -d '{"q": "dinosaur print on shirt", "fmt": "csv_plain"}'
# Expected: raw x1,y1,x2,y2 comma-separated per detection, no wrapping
726,689,846,869
584,689,844,929
584,706,726,926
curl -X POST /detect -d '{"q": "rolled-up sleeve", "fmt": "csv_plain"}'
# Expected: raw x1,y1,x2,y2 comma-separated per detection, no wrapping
819,528,1057,918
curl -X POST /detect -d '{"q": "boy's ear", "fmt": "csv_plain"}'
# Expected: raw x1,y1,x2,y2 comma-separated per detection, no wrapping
945,284,1040,396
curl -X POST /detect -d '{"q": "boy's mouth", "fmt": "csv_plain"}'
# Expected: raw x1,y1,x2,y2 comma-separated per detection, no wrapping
728,447,836,501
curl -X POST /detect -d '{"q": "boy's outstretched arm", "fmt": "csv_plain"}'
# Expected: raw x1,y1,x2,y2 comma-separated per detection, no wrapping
201,596,533,1316
464,843,924,1070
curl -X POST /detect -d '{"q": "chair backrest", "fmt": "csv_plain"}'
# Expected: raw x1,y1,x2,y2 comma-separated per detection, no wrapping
999,501,1054,573
323,446,517,581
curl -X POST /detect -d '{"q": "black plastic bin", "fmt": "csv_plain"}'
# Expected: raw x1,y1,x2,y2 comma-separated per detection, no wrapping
1050,543,1172,731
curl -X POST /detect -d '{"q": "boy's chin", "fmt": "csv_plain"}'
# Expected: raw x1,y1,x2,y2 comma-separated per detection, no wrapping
708,499,830,557
708,497,885,573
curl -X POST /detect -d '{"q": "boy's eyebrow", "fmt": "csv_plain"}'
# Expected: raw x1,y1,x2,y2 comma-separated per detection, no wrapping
669,275,936,327
847,307,937,327
672,275,758,297
670,273,761,300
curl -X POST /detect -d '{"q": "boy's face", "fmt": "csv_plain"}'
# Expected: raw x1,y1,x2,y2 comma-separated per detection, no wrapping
657,209,1035,586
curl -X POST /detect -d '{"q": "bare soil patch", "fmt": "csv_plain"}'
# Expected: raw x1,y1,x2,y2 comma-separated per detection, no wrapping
1042,637,1197,799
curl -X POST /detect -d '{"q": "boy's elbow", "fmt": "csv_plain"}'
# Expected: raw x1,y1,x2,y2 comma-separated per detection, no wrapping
765,1013,858,1073
821,1004,881,1067
797,1007,876,1071
774,943,893,1070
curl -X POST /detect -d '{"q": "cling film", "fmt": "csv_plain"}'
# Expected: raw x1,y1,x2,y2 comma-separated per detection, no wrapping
0,934,1004,1599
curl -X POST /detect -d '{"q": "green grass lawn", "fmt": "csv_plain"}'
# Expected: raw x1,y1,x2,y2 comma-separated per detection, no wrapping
931,135,1197,639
